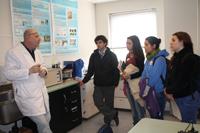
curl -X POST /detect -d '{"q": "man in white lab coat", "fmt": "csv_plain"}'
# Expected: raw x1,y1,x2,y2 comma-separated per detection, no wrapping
3,29,52,133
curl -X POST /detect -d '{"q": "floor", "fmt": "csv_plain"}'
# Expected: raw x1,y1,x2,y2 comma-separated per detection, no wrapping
68,110,195,133
0,110,199,133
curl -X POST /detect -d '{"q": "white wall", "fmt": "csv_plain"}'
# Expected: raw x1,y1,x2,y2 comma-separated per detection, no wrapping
0,0,13,65
0,0,96,67
95,0,165,48
163,0,199,55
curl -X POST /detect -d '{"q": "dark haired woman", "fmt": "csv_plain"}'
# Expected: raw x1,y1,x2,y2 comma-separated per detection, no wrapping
141,36,169,119
121,35,145,125
165,32,200,123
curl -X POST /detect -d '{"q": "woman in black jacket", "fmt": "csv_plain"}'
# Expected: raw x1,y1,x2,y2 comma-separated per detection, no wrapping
165,31,200,123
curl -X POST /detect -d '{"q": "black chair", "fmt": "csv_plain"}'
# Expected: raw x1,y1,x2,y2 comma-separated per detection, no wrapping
22,117,38,133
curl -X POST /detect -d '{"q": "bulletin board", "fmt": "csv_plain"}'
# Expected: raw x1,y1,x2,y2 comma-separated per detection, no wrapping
10,0,78,54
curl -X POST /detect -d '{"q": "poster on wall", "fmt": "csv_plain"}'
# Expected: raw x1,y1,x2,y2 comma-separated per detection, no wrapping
11,0,32,46
31,0,52,54
11,0,78,55
11,0,52,54
52,0,78,54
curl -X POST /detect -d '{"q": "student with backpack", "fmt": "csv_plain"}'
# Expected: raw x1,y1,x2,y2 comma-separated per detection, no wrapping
140,36,169,119
165,31,200,123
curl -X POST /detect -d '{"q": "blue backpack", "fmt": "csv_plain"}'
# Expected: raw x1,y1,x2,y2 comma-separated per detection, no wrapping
152,56,170,88
72,59,84,78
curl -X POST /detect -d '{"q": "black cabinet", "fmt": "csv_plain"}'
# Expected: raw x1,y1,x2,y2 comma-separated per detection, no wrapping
49,83,82,133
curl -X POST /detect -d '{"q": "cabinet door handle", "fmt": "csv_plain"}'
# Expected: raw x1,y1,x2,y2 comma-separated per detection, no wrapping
63,94,67,103
72,118,79,122
71,106,78,112
71,90,77,94
71,99,78,103
63,94,69,112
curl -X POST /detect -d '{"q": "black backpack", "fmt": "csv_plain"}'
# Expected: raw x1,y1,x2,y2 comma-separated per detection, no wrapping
97,125,113,133
180,53,200,93
152,56,170,87
191,54,200,93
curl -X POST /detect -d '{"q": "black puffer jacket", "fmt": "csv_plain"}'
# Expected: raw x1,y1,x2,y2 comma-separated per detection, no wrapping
83,48,120,87
166,48,200,98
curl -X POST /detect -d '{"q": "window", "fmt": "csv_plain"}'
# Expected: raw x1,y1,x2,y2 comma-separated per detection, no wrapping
109,9,157,61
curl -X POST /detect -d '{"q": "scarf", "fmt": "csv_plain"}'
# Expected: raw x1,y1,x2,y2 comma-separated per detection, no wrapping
146,49,160,61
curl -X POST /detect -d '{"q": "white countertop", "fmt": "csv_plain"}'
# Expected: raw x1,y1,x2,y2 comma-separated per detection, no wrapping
128,118,200,133
47,79,79,93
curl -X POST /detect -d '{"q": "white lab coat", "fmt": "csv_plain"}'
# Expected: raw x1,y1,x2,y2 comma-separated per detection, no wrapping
3,44,49,116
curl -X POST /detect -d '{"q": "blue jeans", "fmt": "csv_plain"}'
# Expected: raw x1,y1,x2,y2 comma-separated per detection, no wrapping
126,86,145,125
29,112,52,133
175,91,200,123
154,92,166,119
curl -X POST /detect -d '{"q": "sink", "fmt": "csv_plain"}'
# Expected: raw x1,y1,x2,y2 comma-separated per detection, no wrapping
0,84,23,125
0,84,14,103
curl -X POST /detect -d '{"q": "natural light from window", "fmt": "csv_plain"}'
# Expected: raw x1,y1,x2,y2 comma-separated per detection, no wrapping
109,10,157,61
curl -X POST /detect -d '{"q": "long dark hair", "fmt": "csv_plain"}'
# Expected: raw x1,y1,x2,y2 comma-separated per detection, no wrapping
172,31,193,53
127,35,145,63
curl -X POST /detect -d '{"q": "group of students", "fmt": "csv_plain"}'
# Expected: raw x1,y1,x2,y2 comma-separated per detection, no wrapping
123,32,200,124
3,28,200,133
80,31,200,132
122,32,200,125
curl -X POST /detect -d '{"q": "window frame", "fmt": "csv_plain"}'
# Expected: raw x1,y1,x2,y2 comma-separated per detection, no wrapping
108,8,157,60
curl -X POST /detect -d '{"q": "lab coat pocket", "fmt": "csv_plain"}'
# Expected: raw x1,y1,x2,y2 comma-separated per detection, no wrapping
16,84,42,99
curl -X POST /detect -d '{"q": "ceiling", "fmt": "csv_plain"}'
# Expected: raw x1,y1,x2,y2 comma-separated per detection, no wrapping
88,0,120,3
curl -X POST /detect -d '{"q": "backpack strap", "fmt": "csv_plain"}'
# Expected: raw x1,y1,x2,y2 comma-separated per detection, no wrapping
152,56,166,86
152,55,165,65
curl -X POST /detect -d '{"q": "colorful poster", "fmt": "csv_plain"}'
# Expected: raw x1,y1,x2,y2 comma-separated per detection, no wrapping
11,0,52,54
52,0,78,54
11,0,78,54
12,0,32,45
32,0,52,54
52,0,77,8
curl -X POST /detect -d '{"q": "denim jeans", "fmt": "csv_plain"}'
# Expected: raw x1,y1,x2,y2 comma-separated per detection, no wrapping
126,86,145,125
175,91,200,123
154,91,166,119
29,112,52,133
